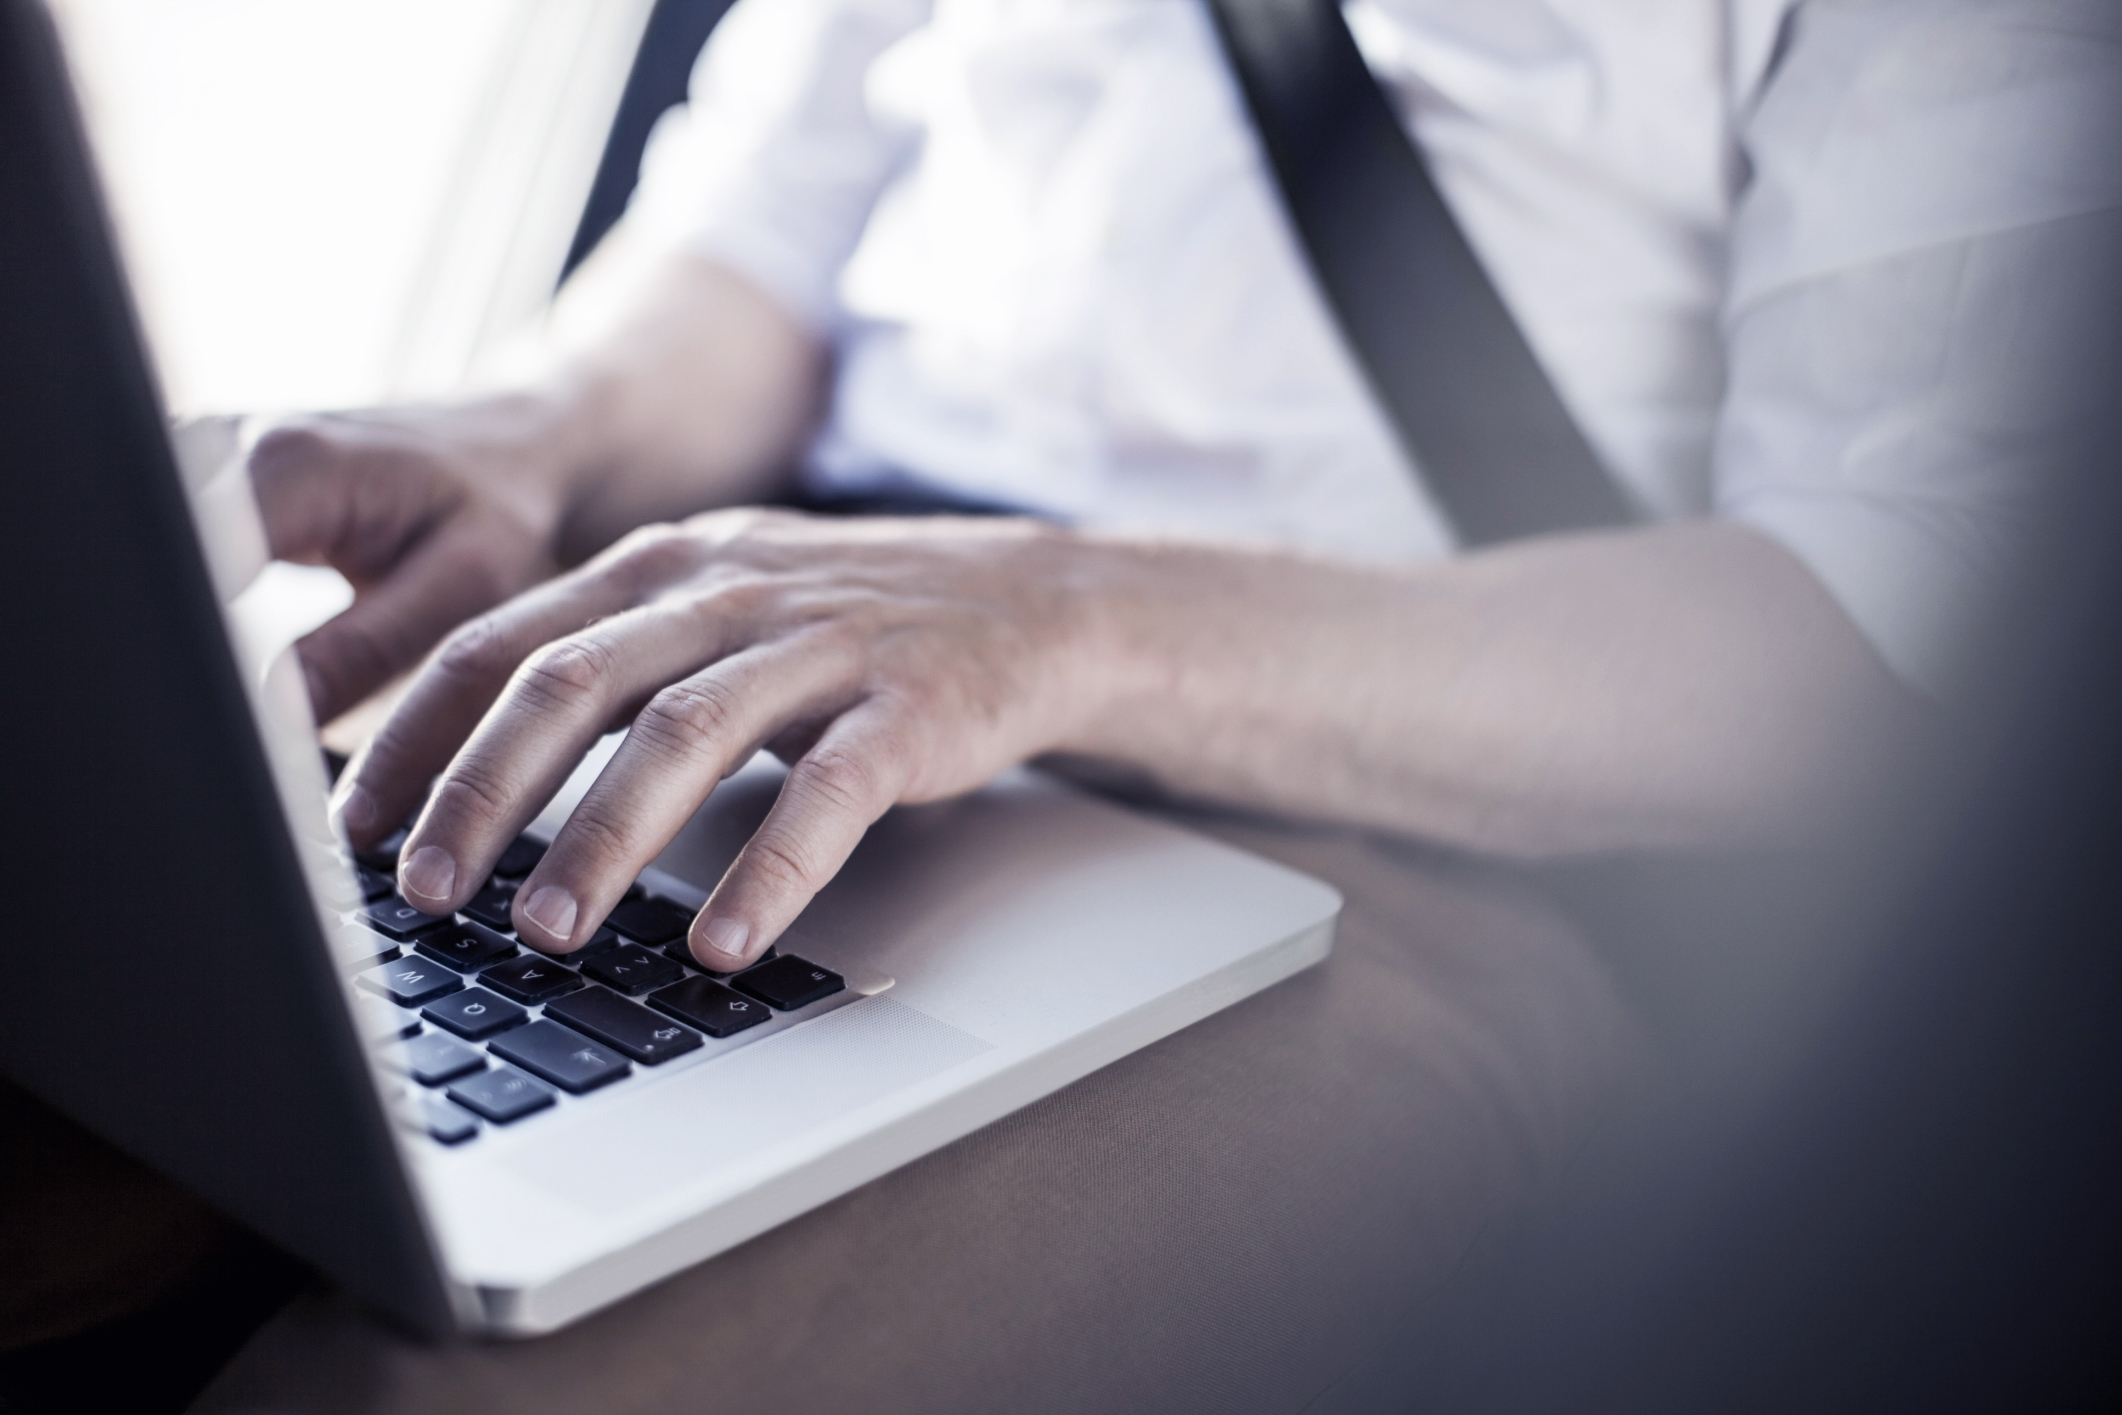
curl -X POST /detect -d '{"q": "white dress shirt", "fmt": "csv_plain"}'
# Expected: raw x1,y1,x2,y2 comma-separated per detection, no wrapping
625,0,2122,692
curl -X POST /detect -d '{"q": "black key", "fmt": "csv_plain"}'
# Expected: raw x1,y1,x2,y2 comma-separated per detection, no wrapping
649,976,771,1038
492,835,547,879
355,826,410,874
525,926,620,961
384,1030,486,1086
732,954,844,1011
607,895,693,946
487,1020,630,1094
411,1093,478,1145
422,986,528,1040
415,920,517,972
545,987,703,1064
477,953,583,1004
356,956,464,1008
446,1066,555,1124
579,944,684,997
363,897,452,940
461,882,517,933
662,941,777,977
354,865,397,901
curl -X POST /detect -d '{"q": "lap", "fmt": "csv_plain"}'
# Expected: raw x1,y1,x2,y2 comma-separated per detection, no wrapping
192,816,1646,1415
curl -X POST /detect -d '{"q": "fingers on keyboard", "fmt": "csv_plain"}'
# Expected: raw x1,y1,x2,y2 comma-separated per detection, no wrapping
353,875,849,1144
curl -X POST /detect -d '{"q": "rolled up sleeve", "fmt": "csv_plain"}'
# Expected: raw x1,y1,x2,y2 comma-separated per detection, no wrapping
1715,0,2122,694
621,0,935,332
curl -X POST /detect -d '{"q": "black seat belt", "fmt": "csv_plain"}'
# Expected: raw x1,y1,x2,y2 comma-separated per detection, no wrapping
1203,0,1635,546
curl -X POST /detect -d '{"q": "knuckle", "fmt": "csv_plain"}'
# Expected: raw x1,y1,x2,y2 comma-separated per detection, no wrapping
691,505,772,538
723,506,786,542
791,745,883,816
556,798,635,866
697,575,771,622
614,522,686,555
607,523,697,587
743,830,824,895
515,635,615,711
433,616,514,685
429,759,513,833
633,679,740,759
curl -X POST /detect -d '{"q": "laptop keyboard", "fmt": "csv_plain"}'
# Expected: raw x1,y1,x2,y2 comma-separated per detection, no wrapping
343,832,848,1147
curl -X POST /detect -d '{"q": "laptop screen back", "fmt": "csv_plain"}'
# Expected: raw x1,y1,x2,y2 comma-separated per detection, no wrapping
0,0,452,1333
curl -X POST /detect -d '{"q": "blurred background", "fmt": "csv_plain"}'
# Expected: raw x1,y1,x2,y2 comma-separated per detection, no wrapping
49,0,650,415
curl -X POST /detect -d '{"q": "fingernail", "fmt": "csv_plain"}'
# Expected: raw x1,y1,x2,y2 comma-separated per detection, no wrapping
399,845,456,903
700,915,749,969
336,782,378,834
522,885,578,943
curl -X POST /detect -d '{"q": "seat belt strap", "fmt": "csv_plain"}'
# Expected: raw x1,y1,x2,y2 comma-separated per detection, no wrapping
1203,0,1635,545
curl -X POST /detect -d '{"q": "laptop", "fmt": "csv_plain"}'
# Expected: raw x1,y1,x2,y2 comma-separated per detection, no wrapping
0,0,1340,1336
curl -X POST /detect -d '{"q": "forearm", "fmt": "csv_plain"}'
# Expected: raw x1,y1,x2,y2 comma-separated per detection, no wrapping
499,239,829,562
1058,520,1931,856
337,508,1928,967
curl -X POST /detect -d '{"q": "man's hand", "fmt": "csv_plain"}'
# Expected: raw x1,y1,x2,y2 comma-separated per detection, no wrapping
336,511,1101,971
248,398,574,726
335,509,1926,973
246,252,830,731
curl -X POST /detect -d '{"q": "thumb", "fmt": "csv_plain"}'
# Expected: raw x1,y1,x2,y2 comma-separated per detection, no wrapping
296,517,525,726
246,419,439,573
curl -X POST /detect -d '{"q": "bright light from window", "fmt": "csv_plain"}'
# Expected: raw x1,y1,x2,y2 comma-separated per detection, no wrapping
50,0,521,416
48,0,648,664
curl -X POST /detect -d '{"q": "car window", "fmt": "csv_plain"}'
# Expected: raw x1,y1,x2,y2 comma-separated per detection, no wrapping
50,0,649,415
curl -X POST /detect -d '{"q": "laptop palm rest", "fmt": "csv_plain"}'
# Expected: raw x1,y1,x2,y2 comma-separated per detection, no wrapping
420,745,1338,1330
510,997,990,1214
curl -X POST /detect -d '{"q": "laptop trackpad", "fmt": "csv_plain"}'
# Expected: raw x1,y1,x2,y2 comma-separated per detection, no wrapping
507,998,991,1216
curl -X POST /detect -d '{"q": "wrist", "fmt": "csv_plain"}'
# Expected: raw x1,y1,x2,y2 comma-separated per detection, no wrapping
448,378,607,556
1037,531,1185,762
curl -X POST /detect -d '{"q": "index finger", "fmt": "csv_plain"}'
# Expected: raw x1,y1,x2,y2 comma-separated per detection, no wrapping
295,516,519,727
505,632,865,951
330,560,642,844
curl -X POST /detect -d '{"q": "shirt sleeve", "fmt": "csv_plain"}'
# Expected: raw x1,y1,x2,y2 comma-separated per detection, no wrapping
620,0,937,332
1714,0,2122,694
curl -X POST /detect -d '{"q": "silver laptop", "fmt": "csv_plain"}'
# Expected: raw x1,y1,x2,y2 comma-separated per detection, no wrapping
0,0,1339,1336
